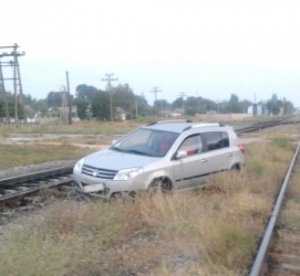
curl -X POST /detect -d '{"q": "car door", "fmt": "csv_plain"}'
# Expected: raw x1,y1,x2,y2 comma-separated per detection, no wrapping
200,131,231,173
172,134,211,188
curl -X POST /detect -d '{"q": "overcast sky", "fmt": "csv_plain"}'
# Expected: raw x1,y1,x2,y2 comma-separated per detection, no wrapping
1,0,300,105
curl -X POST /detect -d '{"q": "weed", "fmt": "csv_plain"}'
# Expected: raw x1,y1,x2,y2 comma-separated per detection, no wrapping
271,137,290,149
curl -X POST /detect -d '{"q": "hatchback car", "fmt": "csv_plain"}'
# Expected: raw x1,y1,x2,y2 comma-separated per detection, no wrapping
72,121,245,198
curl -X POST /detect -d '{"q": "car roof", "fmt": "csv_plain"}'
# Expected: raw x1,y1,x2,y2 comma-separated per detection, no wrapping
144,122,223,134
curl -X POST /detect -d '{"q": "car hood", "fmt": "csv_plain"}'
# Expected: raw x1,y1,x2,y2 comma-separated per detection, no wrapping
84,149,159,171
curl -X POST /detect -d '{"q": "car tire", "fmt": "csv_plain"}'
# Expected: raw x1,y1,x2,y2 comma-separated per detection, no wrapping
148,177,173,194
231,163,241,171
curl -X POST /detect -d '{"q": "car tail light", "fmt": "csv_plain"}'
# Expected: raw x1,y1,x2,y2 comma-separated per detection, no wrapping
239,144,245,154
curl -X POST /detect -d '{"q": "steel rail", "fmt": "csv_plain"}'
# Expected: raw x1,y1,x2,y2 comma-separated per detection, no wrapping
0,176,73,202
249,143,300,276
0,165,74,187
0,166,74,203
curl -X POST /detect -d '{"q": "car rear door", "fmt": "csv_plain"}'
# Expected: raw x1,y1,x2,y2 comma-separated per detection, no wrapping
200,131,232,173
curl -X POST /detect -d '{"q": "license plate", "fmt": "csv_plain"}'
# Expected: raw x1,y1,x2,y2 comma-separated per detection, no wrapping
83,183,104,193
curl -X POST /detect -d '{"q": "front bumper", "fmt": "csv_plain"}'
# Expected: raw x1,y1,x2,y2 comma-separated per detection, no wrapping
72,171,143,198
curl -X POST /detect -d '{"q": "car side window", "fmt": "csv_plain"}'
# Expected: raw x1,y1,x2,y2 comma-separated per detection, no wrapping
201,131,229,152
178,134,203,156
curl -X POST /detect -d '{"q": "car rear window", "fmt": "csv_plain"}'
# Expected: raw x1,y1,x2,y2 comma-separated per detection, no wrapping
201,131,229,151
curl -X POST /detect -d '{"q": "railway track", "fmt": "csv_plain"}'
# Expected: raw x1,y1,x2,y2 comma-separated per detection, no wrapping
249,143,300,276
0,117,298,205
0,166,73,203
235,116,297,134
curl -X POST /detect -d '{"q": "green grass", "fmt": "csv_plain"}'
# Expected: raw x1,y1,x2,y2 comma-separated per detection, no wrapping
271,137,290,149
0,144,91,170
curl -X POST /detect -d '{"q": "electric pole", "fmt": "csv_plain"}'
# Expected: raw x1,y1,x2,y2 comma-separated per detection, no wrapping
135,99,138,118
0,60,9,122
150,86,162,103
102,73,118,121
178,92,187,115
0,44,25,124
150,86,162,116
65,71,72,125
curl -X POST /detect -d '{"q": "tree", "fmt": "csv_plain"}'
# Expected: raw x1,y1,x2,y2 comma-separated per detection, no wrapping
227,94,241,113
75,84,99,119
91,91,110,120
154,99,170,114
76,84,98,99
183,96,217,115
134,95,151,117
112,84,136,116
172,97,184,110
282,98,294,114
47,91,64,107
267,94,281,115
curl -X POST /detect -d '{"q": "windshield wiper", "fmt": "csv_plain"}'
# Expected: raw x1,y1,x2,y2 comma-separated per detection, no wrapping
126,149,157,157
112,147,156,157
127,149,148,155
111,146,125,152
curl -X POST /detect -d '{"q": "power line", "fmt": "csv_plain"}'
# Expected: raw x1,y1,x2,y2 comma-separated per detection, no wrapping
102,73,118,121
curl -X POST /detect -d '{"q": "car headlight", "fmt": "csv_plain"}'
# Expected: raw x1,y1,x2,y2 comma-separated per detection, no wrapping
73,158,85,173
113,168,143,181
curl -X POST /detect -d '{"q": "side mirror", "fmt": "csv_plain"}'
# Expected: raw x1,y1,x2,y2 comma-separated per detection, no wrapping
112,139,117,145
176,150,188,160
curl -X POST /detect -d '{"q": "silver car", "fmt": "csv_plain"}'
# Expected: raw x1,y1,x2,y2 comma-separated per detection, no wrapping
72,121,245,198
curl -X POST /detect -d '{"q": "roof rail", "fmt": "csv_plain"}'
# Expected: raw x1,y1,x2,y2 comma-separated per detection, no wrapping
191,123,220,128
182,122,223,132
148,119,192,125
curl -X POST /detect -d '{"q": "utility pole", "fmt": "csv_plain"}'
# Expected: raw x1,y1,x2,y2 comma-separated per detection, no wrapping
0,43,25,124
13,59,18,122
253,92,257,116
150,86,162,103
135,99,138,118
61,86,68,122
102,73,118,121
178,92,187,115
150,86,162,116
65,71,72,125
0,60,9,122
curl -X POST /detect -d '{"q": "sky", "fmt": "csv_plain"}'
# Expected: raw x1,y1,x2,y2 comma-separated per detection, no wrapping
1,0,300,105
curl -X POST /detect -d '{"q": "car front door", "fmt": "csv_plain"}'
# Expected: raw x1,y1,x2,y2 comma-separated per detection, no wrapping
172,134,211,188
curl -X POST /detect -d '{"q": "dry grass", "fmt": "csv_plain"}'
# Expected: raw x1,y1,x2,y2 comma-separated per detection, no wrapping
0,144,91,170
0,115,268,137
279,159,300,232
0,140,294,275
0,120,145,137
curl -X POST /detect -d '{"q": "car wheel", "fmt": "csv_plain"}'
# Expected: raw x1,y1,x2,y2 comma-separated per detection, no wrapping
231,163,241,171
149,178,173,194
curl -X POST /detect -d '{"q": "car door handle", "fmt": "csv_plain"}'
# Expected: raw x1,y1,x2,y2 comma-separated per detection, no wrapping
200,159,208,163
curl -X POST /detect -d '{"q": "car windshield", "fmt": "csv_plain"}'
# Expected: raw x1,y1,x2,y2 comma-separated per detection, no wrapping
111,128,179,157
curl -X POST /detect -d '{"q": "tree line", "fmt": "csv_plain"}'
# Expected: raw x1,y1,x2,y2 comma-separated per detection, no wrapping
0,84,295,120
